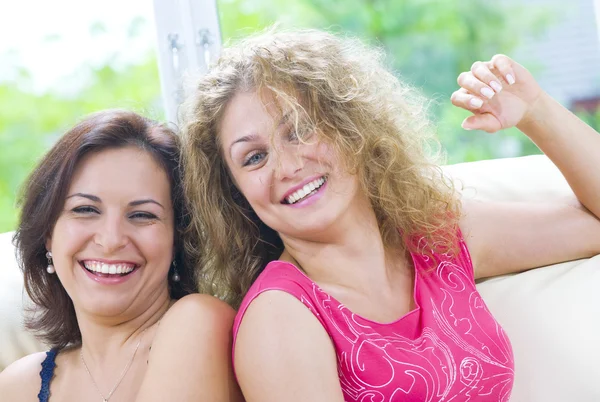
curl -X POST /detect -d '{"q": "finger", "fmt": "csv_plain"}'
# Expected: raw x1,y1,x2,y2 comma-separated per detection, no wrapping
461,114,503,133
471,61,503,94
489,54,516,85
450,88,485,110
457,71,496,100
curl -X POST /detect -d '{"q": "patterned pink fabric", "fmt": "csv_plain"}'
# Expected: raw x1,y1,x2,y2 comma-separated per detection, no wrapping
233,234,515,401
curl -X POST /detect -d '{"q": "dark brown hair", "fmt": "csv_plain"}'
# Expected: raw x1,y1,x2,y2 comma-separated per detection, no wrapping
13,109,196,349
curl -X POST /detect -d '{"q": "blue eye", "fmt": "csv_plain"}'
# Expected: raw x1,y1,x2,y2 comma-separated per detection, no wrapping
243,151,266,167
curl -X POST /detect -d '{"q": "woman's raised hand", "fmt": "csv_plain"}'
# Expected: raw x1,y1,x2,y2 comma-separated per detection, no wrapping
451,54,543,133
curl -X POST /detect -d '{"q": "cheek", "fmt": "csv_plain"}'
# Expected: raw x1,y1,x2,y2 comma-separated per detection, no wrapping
139,226,175,271
314,142,339,168
50,219,92,265
234,172,272,207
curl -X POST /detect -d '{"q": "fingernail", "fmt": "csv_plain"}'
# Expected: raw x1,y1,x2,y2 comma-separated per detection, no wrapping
506,74,515,85
470,97,483,108
480,87,494,99
461,122,473,131
490,81,502,93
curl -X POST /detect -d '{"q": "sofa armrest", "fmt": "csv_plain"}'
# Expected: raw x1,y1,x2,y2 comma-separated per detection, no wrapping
444,155,600,402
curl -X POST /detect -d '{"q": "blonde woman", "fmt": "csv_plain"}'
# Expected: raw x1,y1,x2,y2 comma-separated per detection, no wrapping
181,29,600,401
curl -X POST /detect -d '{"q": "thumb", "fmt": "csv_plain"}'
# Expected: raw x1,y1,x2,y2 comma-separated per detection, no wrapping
461,113,502,133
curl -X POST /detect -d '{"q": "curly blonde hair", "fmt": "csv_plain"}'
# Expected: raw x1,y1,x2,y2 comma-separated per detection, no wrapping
181,28,461,308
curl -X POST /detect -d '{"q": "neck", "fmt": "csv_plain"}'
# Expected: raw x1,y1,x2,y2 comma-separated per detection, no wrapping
280,198,404,295
74,287,171,365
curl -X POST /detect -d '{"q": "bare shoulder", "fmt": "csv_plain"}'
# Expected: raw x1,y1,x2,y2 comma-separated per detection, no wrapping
236,290,344,402
159,293,236,335
236,289,330,362
0,351,47,401
237,289,321,338
135,294,241,402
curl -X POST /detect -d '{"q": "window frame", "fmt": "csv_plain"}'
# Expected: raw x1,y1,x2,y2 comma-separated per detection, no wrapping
152,0,222,124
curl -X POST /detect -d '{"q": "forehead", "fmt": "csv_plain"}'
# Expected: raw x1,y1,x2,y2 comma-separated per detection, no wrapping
219,91,284,145
69,147,171,199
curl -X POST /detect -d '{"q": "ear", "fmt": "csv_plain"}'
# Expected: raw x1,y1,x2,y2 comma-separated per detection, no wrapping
45,236,52,252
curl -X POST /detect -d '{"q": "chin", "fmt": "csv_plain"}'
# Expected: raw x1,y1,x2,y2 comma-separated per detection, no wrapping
281,217,339,239
77,295,138,318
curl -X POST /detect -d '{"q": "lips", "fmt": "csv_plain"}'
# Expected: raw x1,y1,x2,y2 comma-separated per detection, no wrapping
282,175,328,204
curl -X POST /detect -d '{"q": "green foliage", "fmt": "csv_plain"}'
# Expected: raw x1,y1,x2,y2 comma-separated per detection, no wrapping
0,1,560,231
220,0,553,93
576,107,600,132
0,55,161,232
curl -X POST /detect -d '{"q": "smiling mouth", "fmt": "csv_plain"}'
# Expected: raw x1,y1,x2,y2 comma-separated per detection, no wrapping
282,176,327,204
80,261,139,277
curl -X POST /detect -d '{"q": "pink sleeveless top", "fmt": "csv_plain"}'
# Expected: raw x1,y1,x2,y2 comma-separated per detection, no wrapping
233,234,515,401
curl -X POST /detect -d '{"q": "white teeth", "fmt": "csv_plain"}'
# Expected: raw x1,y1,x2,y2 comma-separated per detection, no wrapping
83,261,135,275
286,176,327,204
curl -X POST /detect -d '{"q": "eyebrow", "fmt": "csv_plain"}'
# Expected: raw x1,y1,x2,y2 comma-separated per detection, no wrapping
228,112,292,157
66,193,164,209
230,133,259,151
278,111,291,126
129,199,164,209
66,193,100,202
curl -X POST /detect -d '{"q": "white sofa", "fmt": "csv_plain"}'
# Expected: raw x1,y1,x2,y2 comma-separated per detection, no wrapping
1,155,599,401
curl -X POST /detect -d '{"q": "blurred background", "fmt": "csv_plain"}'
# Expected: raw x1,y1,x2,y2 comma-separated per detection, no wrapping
1,0,599,233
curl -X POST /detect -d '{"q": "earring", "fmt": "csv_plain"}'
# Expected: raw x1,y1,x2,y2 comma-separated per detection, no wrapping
46,251,55,274
171,260,180,282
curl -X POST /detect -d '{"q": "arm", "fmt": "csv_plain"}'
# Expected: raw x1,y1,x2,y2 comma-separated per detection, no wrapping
234,290,345,402
452,55,600,277
135,294,243,402
460,198,600,279
0,352,46,401
517,93,600,219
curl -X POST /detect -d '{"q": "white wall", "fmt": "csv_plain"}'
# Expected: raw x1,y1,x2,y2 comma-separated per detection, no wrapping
512,0,600,106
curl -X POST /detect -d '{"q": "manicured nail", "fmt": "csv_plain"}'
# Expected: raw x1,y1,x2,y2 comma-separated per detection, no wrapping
461,121,473,131
470,97,483,108
490,81,502,92
480,87,494,99
506,74,515,85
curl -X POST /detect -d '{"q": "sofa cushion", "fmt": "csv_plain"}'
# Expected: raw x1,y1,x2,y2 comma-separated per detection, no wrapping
0,231,44,369
445,155,600,402
476,258,600,402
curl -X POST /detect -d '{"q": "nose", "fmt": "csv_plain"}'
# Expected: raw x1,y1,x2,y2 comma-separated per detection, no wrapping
274,145,305,180
94,213,129,254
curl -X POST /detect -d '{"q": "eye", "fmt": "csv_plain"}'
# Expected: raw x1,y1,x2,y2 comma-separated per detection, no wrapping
243,151,267,167
287,124,314,143
129,211,158,220
288,129,299,142
72,206,99,214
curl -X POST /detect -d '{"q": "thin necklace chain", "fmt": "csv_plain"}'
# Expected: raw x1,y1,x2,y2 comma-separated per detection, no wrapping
80,328,148,402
